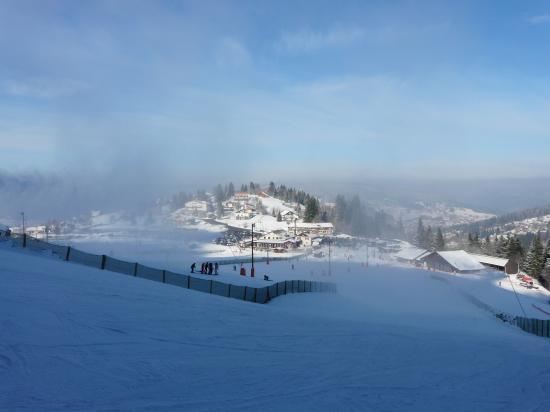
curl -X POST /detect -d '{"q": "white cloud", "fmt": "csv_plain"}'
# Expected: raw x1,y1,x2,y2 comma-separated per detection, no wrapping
3,78,89,99
276,27,365,53
215,38,251,67
526,14,550,25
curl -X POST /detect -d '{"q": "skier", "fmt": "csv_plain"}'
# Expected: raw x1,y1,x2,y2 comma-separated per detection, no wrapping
208,262,213,275
233,265,237,271
214,262,219,275
191,262,196,273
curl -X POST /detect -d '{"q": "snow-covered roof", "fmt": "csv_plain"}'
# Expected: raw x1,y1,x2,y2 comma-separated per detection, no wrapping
469,253,509,268
280,210,296,215
395,247,428,261
435,251,485,271
293,222,334,228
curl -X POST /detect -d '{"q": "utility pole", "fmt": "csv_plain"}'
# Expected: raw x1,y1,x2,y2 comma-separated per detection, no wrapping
251,223,255,277
21,212,25,234
328,237,332,276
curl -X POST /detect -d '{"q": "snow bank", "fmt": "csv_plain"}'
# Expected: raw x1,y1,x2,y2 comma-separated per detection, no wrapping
2,245,550,411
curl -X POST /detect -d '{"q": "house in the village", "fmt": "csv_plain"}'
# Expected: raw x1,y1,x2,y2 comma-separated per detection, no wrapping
419,250,485,274
280,210,298,223
184,200,209,217
260,230,289,241
469,253,519,274
394,246,430,265
290,222,334,236
233,192,250,202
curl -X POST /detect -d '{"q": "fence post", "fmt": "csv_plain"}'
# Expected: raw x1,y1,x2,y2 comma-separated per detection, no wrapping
65,246,71,261
133,263,138,277
101,255,107,270
187,275,190,288
209,280,212,294
243,286,247,301
22,234,27,248
228,284,231,297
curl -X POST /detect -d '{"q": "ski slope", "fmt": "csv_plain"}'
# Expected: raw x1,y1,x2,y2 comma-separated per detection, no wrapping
1,245,550,411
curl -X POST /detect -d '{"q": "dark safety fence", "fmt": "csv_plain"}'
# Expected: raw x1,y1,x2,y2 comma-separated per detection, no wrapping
6,233,337,304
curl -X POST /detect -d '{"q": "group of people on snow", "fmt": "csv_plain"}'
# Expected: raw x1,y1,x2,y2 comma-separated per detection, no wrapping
190,262,218,275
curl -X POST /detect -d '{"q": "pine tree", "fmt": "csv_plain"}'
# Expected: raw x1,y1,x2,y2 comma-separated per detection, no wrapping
506,236,524,262
227,182,235,198
435,227,445,251
304,197,320,223
416,218,426,248
524,234,545,280
268,182,276,195
397,217,406,240
425,226,434,250
277,211,282,222
214,184,225,203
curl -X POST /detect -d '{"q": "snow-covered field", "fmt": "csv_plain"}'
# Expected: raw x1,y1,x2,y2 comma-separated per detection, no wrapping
1,242,550,411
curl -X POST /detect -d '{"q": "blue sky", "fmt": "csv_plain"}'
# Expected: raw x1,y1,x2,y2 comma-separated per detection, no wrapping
1,0,550,185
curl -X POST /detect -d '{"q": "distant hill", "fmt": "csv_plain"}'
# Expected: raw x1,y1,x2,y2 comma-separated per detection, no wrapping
453,204,550,236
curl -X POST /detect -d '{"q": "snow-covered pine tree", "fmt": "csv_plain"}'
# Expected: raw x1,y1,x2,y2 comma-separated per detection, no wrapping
435,227,445,251
506,236,524,262
524,234,545,280
425,226,434,250
495,236,508,258
304,197,320,223
416,218,425,248
227,182,235,198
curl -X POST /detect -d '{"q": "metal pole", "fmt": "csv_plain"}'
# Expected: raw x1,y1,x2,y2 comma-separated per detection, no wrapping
328,238,332,276
251,223,255,272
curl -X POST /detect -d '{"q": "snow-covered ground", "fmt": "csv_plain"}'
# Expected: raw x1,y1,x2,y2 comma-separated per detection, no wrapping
1,242,550,411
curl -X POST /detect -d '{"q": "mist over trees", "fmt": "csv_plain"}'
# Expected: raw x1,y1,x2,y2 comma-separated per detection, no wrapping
414,218,445,250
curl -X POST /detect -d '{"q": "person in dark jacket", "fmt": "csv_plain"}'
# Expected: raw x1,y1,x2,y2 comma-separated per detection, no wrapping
200,263,205,274
214,262,219,275
208,262,213,275
191,263,196,273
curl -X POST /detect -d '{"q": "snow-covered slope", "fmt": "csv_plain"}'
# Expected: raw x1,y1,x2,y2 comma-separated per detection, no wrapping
1,245,550,411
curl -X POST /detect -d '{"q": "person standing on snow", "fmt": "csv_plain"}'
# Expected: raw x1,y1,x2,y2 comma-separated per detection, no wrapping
214,262,219,275
191,263,196,273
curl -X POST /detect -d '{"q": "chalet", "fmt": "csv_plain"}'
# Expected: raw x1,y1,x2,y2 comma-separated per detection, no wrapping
260,230,288,241
235,209,256,220
233,192,250,201
395,247,430,265
240,238,298,251
469,253,519,275
291,222,334,236
419,250,485,274
280,210,297,223
296,232,313,247
184,200,208,217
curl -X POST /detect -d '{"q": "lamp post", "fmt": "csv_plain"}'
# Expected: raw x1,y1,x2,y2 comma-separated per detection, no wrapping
251,223,255,277
328,237,332,276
